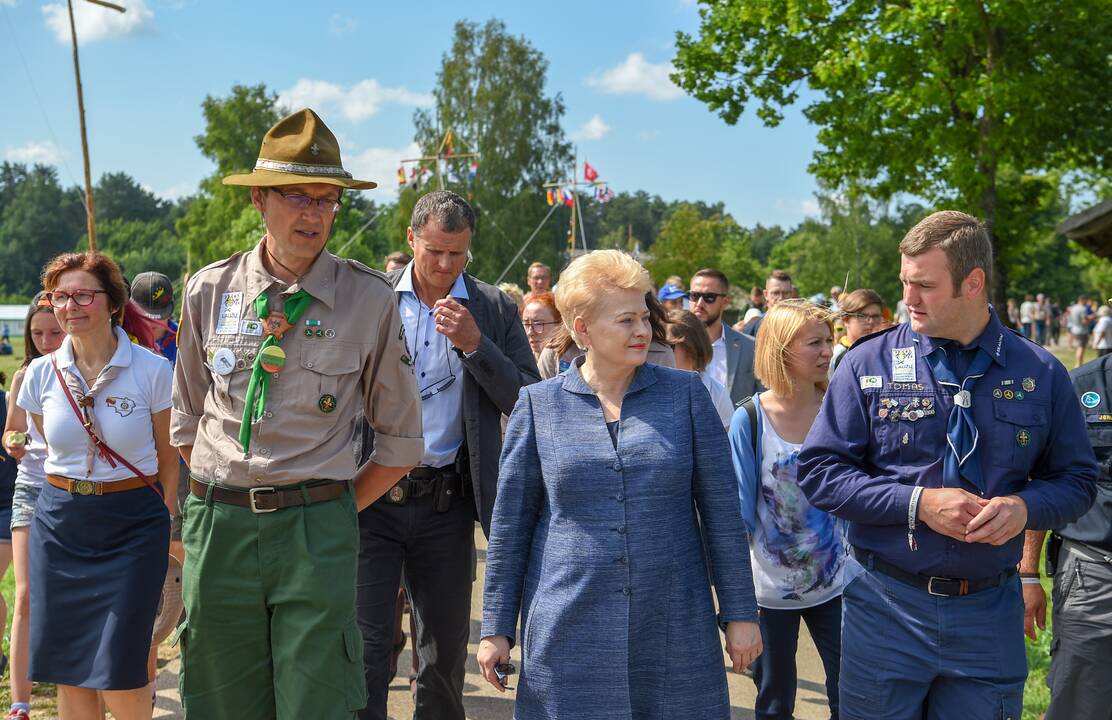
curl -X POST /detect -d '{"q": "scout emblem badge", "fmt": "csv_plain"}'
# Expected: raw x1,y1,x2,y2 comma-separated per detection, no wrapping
318,394,337,413
240,290,313,452
1016,429,1031,447
1082,391,1100,408
6,431,25,448
1022,377,1036,393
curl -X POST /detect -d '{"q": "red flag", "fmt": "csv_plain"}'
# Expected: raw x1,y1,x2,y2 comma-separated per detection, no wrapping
564,190,575,207
584,162,599,182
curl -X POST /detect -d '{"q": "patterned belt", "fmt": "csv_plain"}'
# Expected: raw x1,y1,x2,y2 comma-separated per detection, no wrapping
47,474,150,495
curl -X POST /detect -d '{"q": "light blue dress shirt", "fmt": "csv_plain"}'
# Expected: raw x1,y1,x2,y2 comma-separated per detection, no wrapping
395,262,468,468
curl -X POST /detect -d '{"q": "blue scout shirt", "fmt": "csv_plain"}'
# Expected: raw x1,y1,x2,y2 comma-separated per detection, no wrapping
799,307,1097,579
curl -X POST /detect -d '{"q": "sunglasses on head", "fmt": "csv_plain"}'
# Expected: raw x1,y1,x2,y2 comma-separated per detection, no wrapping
689,292,723,304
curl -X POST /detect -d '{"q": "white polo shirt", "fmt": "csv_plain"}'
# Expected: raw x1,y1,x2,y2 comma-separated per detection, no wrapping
18,326,173,481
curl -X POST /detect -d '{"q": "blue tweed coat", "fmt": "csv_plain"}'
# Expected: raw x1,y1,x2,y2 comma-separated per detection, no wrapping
481,359,759,720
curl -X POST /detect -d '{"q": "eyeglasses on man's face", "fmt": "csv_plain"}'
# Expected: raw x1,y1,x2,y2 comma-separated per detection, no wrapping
47,289,108,308
269,188,342,215
689,292,724,305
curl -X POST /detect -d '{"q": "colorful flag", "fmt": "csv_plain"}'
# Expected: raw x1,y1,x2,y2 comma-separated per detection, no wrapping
443,130,454,157
546,189,555,206
555,188,564,205
564,190,575,207
397,167,406,187
584,162,599,182
468,161,478,181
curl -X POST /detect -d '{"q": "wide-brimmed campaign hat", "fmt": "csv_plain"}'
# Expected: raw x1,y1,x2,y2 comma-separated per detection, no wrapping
151,554,184,646
223,108,377,190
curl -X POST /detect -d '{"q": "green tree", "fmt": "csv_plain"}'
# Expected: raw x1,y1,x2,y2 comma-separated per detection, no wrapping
674,0,1112,304
176,85,282,272
413,19,572,281
93,172,168,224
646,203,758,286
0,164,85,296
80,218,186,281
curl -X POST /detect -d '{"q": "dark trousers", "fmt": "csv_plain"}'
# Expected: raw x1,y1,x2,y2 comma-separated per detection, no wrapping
356,490,475,720
752,596,842,720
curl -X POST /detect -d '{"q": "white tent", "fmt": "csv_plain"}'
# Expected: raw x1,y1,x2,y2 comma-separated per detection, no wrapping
0,305,27,338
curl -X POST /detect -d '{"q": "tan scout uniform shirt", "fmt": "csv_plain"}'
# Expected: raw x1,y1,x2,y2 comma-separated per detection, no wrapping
171,242,423,488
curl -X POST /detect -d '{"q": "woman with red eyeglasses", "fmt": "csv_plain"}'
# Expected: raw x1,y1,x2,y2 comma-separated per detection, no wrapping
16,253,176,720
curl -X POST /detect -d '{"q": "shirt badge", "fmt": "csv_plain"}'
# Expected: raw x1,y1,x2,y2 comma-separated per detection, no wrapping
104,396,135,417
1081,391,1101,408
1016,429,1031,447
212,347,237,376
215,292,244,335
241,319,263,337
860,375,882,390
892,347,916,382
1022,377,1036,393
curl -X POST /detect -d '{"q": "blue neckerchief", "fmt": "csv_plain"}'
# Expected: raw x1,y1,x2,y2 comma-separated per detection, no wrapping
924,343,993,493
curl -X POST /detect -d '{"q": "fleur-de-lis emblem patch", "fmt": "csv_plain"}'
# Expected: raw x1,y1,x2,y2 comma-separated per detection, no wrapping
309,142,320,156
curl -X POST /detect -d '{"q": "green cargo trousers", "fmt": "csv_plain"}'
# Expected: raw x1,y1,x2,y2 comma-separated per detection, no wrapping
173,480,367,719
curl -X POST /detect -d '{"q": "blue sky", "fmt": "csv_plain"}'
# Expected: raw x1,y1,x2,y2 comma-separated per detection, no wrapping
0,0,823,228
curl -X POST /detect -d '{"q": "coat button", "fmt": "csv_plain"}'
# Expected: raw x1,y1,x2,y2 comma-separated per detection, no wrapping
621,587,631,595
306,362,314,369
615,493,625,502
612,463,622,472
618,555,628,564
616,525,627,534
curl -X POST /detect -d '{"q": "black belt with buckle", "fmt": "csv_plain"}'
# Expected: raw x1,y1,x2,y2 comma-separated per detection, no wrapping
854,548,1015,597
384,464,463,506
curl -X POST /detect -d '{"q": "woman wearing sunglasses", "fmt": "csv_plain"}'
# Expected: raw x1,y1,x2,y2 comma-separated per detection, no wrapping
728,300,845,720
830,289,885,376
478,250,761,719
16,253,176,720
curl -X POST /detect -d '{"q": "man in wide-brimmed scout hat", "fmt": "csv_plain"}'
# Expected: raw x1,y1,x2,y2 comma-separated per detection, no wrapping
171,108,423,719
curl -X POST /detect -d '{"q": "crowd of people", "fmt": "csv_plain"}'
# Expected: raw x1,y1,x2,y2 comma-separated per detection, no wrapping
0,108,1107,720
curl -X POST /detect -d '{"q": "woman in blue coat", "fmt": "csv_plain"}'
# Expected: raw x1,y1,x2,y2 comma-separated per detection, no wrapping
478,250,762,720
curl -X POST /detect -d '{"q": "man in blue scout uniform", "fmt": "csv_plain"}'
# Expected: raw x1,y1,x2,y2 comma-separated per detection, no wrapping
1020,348,1112,720
799,210,1098,719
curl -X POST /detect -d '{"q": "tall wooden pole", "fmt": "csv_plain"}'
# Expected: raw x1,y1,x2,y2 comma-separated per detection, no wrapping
67,0,97,252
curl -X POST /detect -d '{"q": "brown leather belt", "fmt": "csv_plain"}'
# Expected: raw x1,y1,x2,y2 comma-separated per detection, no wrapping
189,476,348,513
47,474,150,496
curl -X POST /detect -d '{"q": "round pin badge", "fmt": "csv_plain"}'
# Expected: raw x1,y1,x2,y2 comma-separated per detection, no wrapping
325,328,336,339
212,347,236,376
993,388,1003,399
1022,377,1036,393
1081,391,1101,408
318,394,337,413
259,345,287,374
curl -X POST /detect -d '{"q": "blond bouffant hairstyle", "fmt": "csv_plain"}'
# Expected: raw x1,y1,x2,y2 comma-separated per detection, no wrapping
755,299,835,396
554,250,653,348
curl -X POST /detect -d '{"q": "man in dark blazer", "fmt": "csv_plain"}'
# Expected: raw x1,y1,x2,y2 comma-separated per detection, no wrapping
357,191,539,720
689,268,759,405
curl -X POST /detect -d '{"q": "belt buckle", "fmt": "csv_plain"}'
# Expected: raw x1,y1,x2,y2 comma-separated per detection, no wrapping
248,486,278,513
74,480,97,496
927,576,966,596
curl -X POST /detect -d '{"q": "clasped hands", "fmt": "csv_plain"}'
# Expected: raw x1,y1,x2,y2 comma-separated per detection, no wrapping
918,487,1027,546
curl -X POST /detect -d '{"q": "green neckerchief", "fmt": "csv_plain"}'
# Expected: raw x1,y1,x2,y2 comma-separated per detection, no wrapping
239,289,314,452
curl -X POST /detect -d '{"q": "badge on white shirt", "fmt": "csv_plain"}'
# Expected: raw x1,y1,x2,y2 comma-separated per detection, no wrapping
215,292,244,335
892,347,916,382
241,318,263,337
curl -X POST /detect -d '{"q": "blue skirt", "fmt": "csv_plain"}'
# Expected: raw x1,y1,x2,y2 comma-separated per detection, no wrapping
29,482,169,689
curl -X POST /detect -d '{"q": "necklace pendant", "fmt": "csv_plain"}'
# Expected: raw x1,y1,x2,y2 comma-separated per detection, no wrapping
265,312,293,341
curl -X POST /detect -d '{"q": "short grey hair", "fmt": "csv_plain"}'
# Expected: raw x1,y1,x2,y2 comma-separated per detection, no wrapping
899,210,993,295
411,190,476,235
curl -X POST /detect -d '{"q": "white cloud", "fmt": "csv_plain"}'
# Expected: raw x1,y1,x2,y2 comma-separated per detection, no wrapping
584,52,684,101
278,79,433,123
143,182,193,201
329,13,357,34
42,0,154,44
572,114,611,141
800,198,821,216
345,142,420,201
4,140,63,165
